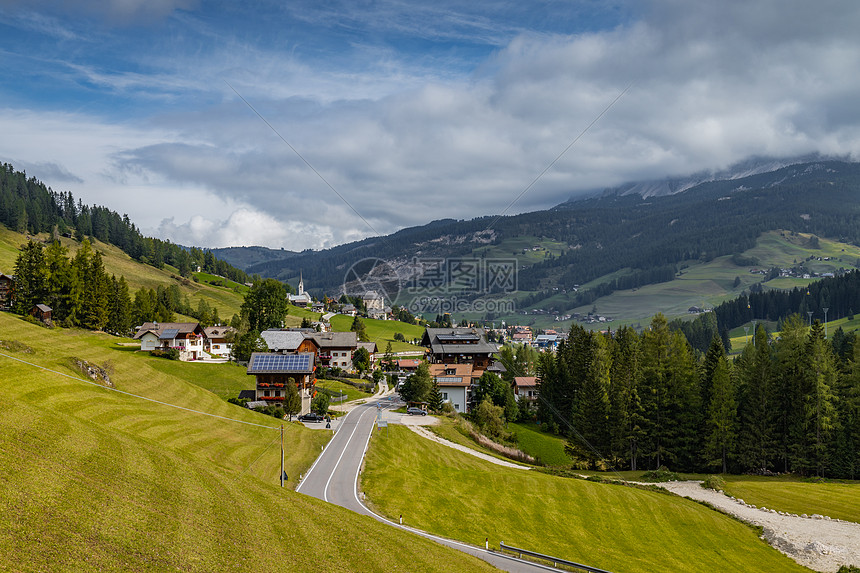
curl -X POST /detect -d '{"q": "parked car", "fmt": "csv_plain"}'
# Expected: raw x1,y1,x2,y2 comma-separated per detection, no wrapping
406,407,426,416
298,412,325,422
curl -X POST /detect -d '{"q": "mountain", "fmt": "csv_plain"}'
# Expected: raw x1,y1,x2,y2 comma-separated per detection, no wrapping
208,245,297,271
242,160,860,312
595,153,845,199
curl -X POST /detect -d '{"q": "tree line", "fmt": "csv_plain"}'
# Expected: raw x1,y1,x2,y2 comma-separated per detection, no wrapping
535,315,860,478
13,239,227,334
0,163,248,285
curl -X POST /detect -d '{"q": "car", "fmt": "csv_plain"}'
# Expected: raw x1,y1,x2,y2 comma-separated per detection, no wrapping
298,412,325,422
406,407,426,416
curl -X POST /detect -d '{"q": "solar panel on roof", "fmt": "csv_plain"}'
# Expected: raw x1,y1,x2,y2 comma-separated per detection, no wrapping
159,328,179,340
249,353,312,372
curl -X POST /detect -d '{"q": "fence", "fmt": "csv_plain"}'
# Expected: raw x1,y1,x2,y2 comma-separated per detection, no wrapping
498,542,613,573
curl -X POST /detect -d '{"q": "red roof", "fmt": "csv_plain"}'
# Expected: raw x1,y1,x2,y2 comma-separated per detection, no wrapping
513,376,537,388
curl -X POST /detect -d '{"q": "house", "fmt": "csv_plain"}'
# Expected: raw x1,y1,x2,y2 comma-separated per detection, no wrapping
357,341,378,364
203,326,235,358
422,327,498,370
312,301,325,313
397,358,422,373
288,272,313,308
31,304,52,326
368,307,388,320
0,273,13,310
246,351,316,415
260,329,321,358
429,363,473,412
534,334,559,350
512,376,538,402
309,331,358,371
362,290,385,311
341,304,357,316
134,322,206,361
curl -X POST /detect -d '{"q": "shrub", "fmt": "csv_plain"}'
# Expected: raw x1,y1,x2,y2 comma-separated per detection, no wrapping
151,347,180,360
701,475,726,491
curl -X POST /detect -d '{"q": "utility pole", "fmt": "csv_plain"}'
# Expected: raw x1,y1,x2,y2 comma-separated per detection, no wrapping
280,425,285,488
823,307,829,338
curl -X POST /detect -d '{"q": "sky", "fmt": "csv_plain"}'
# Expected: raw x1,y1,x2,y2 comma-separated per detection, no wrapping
2,0,860,251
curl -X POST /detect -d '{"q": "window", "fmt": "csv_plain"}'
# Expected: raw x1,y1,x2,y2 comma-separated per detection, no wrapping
264,390,270,397
454,404,460,410
442,392,448,400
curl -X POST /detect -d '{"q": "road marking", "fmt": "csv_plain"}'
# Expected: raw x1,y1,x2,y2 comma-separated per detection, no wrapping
297,405,360,494
322,406,373,503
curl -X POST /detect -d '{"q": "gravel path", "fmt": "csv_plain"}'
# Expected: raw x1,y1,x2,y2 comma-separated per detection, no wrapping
407,425,530,470
659,480,860,572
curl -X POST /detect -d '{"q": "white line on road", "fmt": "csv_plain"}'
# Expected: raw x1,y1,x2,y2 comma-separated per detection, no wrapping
322,407,373,502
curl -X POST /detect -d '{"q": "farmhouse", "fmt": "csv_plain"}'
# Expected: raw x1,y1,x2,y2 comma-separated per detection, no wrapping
422,327,498,370
134,322,206,361
203,326,235,358
428,363,473,412
309,331,359,371
246,351,316,414
512,376,538,402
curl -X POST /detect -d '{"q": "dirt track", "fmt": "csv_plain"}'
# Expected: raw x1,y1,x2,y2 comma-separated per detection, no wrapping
659,480,860,572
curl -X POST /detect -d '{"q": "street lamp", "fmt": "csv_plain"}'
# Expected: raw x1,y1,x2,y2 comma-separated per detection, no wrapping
823,307,829,338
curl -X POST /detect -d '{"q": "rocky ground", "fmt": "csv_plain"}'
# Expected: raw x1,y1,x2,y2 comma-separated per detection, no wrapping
659,480,860,572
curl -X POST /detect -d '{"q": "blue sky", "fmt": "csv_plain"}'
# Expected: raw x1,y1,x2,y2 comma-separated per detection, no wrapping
2,0,859,250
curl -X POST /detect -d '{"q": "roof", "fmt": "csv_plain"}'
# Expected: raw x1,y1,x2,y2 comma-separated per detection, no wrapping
34,304,52,313
422,327,497,356
429,363,473,378
309,331,358,350
357,341,378,354
429,363,473,386
260,330,306,351
203,326,235,339
246,352,315,374
513,376,538,388
362,290,382,300
397,359,422,369
133,322,202,340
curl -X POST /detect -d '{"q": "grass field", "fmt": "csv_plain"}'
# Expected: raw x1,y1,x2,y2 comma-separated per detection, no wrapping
721,476,860,523
0,313,496,572
328,314,426,353
316,378,372,402
510,421,571,466
362,426,810,573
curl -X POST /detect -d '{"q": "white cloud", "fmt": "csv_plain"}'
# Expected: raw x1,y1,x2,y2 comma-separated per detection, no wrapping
5,0,860,250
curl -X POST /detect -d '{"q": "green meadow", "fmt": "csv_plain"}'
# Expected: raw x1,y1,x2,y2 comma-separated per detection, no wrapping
328,314,426,353
721,476,860,523
509,421,572,466
362,425,810,573
0,313,495,572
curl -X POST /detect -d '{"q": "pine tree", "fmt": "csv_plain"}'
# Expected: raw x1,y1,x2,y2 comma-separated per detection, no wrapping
108,275,132,336
737,325,776,473
608,325,644,470
12,240,47,314
704,358,737,473
640,313,671,468
572,332,611,469
801,321,837,476
428,378,444,412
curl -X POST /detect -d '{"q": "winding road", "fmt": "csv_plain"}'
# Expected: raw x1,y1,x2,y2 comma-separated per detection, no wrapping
296,398,559,572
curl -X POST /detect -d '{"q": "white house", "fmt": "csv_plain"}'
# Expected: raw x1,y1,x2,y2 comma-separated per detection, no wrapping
429,363,473,412
134,322,206,361
203,326,235,358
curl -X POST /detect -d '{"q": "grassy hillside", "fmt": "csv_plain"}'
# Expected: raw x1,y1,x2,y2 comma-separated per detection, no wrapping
0,313,496,572
499,230,860,329
329,314,426,353
0,224,247,321
362,426,810,573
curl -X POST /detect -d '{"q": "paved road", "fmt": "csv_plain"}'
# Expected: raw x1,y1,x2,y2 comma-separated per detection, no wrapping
296,399,559,572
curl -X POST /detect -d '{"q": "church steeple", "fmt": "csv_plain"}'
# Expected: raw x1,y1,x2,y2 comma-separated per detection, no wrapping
298,270,304,295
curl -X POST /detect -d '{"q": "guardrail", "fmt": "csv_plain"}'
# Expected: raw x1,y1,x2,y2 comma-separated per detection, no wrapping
498,542,613,573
